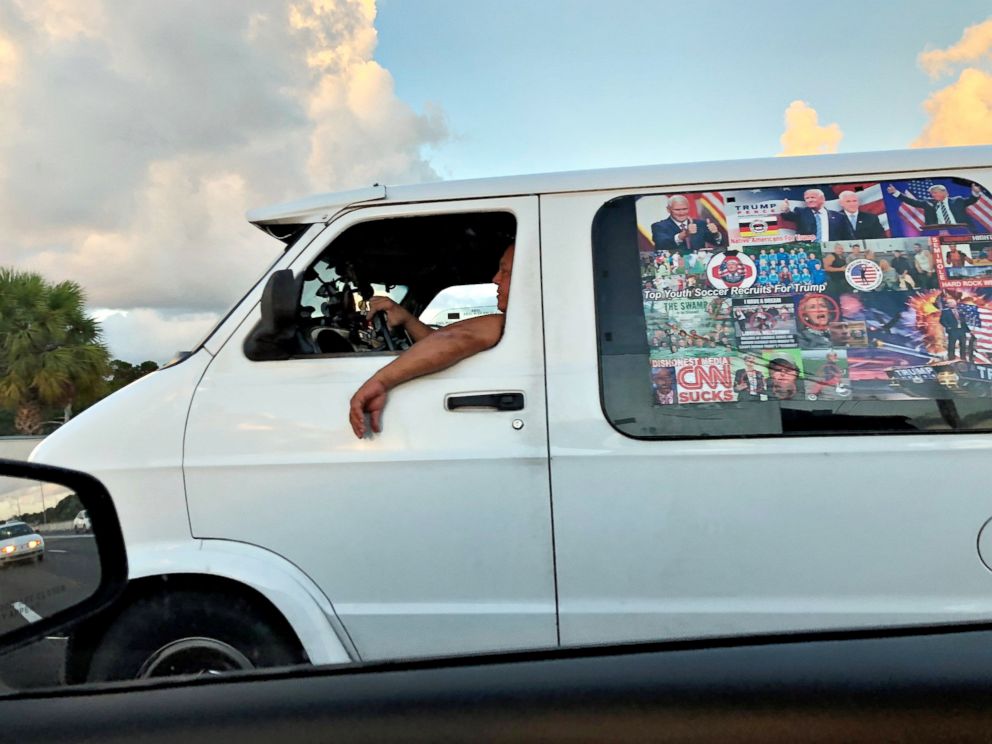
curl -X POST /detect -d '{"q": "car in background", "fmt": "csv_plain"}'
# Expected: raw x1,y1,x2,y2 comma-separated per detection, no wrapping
0,521,45,564
73,511,91,534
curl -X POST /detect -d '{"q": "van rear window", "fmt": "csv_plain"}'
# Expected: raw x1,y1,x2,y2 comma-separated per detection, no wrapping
592,177,992,438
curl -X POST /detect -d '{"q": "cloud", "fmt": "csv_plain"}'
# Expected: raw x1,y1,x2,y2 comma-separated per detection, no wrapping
18,155,279,312
0,31,19,85
919,18,992,78
96,308,219,364
306,60,446,187
0,0,449,361
912,19,992,149
293,0,447,187
10,0,108,41
911,67,992,148
777,100,843,157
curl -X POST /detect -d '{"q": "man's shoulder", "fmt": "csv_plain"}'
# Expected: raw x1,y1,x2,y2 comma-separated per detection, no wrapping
455,312,506,329
448,312,506,344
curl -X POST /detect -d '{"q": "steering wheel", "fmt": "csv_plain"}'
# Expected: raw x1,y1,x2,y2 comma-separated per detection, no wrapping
370,310,399,352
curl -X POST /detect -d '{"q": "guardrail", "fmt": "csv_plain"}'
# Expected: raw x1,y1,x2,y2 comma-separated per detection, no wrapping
0,437,45,461
34,521,75,535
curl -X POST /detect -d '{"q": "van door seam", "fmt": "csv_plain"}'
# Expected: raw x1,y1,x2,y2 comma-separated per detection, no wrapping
537,194,562,647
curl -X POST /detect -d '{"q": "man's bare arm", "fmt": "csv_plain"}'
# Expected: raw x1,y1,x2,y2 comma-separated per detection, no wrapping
349,314,506,437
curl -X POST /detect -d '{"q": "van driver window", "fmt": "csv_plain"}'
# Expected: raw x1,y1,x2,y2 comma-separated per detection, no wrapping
299,212,514,356
246,212,516,359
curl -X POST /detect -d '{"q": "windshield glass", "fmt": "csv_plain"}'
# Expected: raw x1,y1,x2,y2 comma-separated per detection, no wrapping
0,524,34,539
164,224,328,368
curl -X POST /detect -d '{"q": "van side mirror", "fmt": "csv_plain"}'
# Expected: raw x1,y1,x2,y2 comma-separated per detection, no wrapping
243,269,300,361
0,459,127,657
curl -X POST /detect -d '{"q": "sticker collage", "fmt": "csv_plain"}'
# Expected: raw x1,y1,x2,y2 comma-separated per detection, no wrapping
638,178,992,406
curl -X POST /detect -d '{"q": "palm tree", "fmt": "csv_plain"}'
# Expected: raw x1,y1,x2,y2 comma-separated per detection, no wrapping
0,268,111,435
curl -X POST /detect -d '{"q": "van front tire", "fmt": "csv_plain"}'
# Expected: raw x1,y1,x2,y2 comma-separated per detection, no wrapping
85,589,305,682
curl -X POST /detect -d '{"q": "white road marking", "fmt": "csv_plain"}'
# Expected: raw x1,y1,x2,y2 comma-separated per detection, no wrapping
12,602,42,624
47,549,67,554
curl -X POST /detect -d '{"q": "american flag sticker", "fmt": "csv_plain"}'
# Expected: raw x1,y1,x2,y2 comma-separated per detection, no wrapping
889,178,991,236
896,178,942,234
844,259,883,291
959,302,992,365
968,190,992,233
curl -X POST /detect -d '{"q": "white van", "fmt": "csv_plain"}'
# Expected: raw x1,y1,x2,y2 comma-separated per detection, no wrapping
31,145,992,682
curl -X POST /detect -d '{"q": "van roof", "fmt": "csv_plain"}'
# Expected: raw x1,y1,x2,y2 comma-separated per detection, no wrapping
247,145,992,234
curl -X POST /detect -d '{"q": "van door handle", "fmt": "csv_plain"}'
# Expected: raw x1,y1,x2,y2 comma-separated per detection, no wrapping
446,392,525,411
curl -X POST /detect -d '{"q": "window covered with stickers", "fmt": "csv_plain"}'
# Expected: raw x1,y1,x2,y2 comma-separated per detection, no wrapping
593,176,992,438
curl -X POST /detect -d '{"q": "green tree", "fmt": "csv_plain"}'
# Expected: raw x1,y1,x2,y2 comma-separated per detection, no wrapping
0,268,111,435
74,358,159,412
108,359,160,391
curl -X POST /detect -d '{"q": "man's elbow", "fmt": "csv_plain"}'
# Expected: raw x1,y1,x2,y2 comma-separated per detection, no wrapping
461,328,503,355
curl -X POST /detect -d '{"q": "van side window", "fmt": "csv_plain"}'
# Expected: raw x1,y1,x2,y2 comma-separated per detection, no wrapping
593,177,992,438
261,212,514,358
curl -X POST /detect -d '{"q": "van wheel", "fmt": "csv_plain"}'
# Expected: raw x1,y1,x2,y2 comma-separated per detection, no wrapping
85,589,304,681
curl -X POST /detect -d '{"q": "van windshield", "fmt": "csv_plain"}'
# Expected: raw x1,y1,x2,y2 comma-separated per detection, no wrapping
163,224,326,368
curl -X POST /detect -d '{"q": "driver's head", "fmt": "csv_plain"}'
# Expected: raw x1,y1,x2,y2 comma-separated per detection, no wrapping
494,244,515,313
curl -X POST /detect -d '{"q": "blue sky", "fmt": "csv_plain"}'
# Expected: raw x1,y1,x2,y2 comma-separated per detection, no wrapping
377,0,991,177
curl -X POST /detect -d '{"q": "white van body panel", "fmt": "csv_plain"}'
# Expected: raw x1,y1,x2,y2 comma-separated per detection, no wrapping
23,146,992,673
246,185,386,228
127,539,353,665
184,196,557,661
29,351,212,546
30,350,356,663
541,183,992,647
248,146,992,224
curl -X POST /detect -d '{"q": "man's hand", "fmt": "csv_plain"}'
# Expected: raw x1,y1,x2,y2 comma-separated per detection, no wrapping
367,297,413,330
886,184,897,195
687,222,698,234
973,183,983,197
366,296,434,343
706,218,719,234
349,377,388,438
781,199,790,212
346,313,506,439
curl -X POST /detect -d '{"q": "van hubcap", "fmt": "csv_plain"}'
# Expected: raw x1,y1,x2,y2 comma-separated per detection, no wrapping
137,637,255,678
